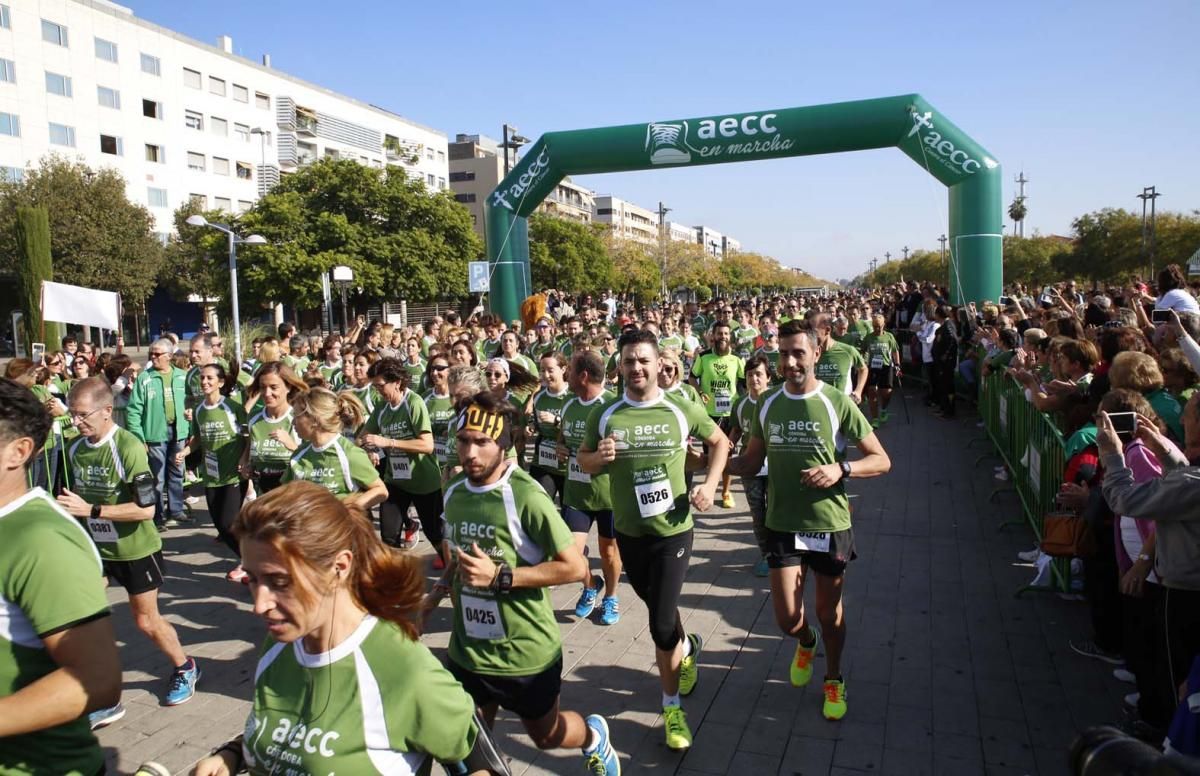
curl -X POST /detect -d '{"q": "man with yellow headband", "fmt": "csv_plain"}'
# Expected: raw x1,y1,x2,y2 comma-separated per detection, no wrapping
439,391,621,775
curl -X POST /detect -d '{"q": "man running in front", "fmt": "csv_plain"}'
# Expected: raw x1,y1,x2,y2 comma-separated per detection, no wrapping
728,320,890,720
578,329,730,750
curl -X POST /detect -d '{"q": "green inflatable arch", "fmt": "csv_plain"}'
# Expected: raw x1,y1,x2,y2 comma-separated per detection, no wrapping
484,94,1002,322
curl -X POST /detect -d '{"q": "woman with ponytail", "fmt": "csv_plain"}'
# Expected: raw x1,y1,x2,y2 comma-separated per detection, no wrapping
283,388,387,511
189,482,509,776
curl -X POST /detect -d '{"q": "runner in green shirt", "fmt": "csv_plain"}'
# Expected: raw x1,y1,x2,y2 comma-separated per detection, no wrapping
859,314,902,426
529,317,558,360
527,352,572,504
241,363,306,495
689,321,743,508
57,377,201,717
191,481,510,776
578,329,729,752
732,309,759,360
343,351,381,421
177,363,248,581
360,358,443,563
421,354,456,468
728,320,891,723
434,392,620,775
558,350,622,626
316,336,345,388
728,355,773,577
286,387,387,511
401,337,428,387
0,378,121,776
811,312,868,404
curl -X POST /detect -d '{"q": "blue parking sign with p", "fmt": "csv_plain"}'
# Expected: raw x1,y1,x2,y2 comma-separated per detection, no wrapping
469,261,489,293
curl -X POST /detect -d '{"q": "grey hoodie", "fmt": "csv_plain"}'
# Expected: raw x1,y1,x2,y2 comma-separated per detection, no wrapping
1102,447,1200,591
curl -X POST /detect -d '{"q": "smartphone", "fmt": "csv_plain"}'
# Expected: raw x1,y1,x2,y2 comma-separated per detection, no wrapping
1151,309,1172,324
30,342,45,363
1108,411,1136,440
999,296,1013,306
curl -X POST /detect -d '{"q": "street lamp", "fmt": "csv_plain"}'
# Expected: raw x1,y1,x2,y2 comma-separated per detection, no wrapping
332,265,354,334
185,214,266,369
501,123,530,176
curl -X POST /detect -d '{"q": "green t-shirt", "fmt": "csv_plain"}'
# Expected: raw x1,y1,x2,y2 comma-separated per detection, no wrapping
344,384,380,419
0,489,110,776
528,387,572,475
529,340,556,360
755,347,781,379
247,408,299,476
283,435,380,498
443,464,573,676
690,352,745,417
749,381,873,533
659,334,684,352
510,353,539,378
402,358,426,385
559,390,615,511
732,394,768,477
815,340,865,395
194,398,248,487
859,331,899,369
665,381,704,408
245,616,476,776
66,426,161,561
733,325,759,359
184,365,205,410
583,390,717,538
422,390,456,467
363,390,439,494
318,362,344,388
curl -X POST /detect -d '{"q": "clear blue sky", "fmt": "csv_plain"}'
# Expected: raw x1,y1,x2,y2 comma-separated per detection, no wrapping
135,0,1198,282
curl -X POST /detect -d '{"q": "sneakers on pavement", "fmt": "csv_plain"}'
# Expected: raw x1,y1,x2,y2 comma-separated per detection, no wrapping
1069,639,1123,665
399,523,421,550
823,678,848,720
721,492,735,509
88,702,126,731
583,714,620,775
662,705,692,750
599,595,620,626
752,557,770,577
790,630,820,687
164,658,200,706
678,633,703,696
575,576,603,618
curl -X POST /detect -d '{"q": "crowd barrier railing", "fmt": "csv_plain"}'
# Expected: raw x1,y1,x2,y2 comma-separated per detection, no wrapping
976,367,1073,594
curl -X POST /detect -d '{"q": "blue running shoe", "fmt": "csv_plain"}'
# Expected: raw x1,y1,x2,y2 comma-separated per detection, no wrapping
753,557,769,577
164,658,200,706
583,714,620,775
88,702,125,730
599,596,620,626
574,576,602,618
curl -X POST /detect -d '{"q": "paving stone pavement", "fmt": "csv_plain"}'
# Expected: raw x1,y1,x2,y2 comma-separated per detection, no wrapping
96,395,1119,775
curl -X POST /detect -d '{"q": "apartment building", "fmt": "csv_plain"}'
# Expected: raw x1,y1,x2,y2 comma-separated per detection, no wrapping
664,220,694,244
448,133,502,241
0,0,447,236
595,194,657,245
540,177,593,225
695,225,725,258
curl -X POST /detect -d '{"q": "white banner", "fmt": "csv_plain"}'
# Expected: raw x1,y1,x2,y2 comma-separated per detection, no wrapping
41,281,121,330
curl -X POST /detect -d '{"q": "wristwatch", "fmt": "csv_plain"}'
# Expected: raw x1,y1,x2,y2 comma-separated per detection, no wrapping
495,563,513,594
90,503,102,519
839,461,852,480
1136,553,1152,563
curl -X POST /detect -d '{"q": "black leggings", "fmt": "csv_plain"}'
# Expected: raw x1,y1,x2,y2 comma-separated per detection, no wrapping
617,529,692,651
254,472,284,495
531,467,564,506
205,483,247,557
381,483,444,548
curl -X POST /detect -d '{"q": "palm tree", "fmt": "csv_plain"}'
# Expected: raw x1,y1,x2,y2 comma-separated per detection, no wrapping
1008,196,1028,237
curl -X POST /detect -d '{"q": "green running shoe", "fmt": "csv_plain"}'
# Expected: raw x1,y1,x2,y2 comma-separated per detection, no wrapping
678,633,703,696
823,678,848,720
662,705,692,750
790,630,819,687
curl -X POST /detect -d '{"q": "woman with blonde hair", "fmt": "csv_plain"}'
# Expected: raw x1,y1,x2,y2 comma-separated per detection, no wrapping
188,482,506,776
284,388,386,511
1109,351,1184,441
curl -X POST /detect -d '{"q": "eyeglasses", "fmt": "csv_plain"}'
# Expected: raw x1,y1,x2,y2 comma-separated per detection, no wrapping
149,351,169,358
47,360,63,367
69,406,106,422
485,371,506,378
661,367,677,374
431,365,449,372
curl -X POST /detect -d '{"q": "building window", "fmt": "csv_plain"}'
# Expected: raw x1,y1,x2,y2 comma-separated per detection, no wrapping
449,171,475,183
425,148,434,160
142,99,162,119
48,123,75,147
100,134,122,155
41,19,68,47
189,193,206,208
185,110,203,130
255,92,270,110
141,53,160,76
437,177,446,190
183,68,201,89
97,86,120,109
0,59,13,84
145,144,164,163
187,152,206,172
208,76,225,96
1,166,22,182
147,187,168,208
94,38,118,62
237,200,253,213
232,84,248,102
0,112,19,137
214,196,231,211
234,123,250,142
0,5,8,29
454,193,476,203
45,71,72,97
210,117,227,136
437,150,445,163
426,174,436,187
236,162,252,180
212,157,230,176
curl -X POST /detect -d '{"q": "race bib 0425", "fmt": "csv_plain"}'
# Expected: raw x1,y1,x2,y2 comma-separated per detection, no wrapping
460,594,505,641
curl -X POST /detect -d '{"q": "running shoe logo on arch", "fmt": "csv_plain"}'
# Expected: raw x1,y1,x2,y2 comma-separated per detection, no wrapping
490,147,553,211
646,121,701,165
906,110,998,177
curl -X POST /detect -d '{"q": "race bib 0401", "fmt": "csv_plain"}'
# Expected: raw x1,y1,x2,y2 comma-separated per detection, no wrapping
388,452,412,480
460,594,505,641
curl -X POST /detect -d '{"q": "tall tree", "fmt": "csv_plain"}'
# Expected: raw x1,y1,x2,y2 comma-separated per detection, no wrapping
235,159,480,310
0,155,163,304
13,206,55,348
528,213,613,292
160,201,235,315
607,238,661,304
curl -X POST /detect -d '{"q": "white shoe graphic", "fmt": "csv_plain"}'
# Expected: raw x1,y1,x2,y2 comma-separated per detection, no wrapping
646,122,695,165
